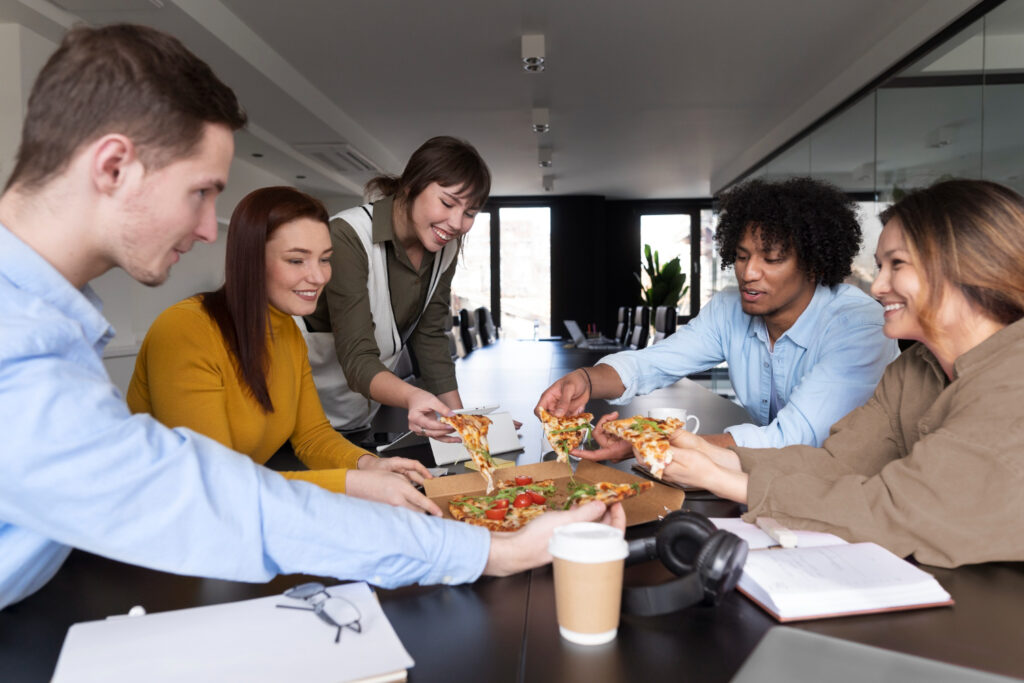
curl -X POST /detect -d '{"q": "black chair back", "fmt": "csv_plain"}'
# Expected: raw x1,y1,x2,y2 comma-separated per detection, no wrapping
630,306,650,349
653,306,677,344
475,307,498,346
458,308,478,354
615,306,633,346
444,312,459,359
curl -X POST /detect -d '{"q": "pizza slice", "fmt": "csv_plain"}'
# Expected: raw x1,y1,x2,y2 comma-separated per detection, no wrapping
602,415,685,479
448,495,547,531
538,407,594,463
563,480,655,508
440,414,496,493
448,477,556,531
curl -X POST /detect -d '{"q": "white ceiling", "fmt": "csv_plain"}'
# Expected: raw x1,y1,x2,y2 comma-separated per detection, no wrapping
2,0,978,200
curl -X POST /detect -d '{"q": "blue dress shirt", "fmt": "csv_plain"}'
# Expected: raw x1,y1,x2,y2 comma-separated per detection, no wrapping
599,286,898,448
0,225,489,610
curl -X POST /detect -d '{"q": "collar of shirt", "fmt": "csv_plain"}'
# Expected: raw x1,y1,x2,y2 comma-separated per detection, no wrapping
370,194,435,275
370,195,397,245
746,284,831,351
0,223,113,355
953,316,1024,380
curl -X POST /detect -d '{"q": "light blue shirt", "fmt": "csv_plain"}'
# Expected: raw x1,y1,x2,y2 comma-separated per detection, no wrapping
0,224,489,610
599,286,898,448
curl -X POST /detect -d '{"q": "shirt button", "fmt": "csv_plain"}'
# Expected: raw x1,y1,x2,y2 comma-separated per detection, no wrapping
763,362,770,368
443,575,454,584
371,575,383,585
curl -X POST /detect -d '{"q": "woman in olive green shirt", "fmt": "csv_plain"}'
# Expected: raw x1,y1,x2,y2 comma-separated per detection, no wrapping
302,136,491,439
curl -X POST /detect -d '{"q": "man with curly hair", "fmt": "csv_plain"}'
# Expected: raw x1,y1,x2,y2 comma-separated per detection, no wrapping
537,177,898,454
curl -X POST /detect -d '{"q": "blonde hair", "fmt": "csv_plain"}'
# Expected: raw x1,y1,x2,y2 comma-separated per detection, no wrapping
879,179,1024,341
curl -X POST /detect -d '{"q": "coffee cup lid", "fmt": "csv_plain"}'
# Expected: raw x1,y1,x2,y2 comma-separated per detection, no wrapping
548,522,628,563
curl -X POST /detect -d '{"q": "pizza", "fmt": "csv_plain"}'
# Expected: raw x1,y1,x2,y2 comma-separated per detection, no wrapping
563,480,654,508
538,407,594,463
448,477,556,531
441,414,496,493
602,415,685,479
446,475,655,531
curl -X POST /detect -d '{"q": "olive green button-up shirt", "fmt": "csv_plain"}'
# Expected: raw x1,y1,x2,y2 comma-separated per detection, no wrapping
305,196,458,398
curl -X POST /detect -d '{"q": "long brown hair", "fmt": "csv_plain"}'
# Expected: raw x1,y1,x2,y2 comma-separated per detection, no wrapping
202,187,329,412
879,179,1024,341
365,136,491,218
7,24,245,192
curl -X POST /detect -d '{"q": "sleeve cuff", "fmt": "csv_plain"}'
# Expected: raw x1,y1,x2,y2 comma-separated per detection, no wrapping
596,356,637,403
418,520,490,586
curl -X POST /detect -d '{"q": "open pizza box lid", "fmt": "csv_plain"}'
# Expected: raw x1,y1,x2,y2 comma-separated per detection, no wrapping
423,460,684,527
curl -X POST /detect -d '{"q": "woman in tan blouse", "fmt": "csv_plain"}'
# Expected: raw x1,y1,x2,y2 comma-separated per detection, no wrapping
606,180,1024,568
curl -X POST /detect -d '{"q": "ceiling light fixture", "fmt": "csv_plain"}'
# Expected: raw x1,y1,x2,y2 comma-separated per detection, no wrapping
543,175,555,192
521,34,545,72
532,108,550,133
538,148,552,168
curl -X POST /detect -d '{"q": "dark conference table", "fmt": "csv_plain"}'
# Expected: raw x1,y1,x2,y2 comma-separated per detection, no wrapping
3,340,1023,682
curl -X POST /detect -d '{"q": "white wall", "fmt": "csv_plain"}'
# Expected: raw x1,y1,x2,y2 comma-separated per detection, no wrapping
0,22,306,392
0,24,53,184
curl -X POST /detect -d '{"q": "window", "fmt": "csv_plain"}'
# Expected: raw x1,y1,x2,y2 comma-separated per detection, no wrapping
450,212,491,316
499,207,551,339
639,213,692,315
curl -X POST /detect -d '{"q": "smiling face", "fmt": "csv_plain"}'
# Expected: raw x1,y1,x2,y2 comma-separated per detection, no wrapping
264,217,332,316
405,182,479,252
734,225,817,336
871,219,927,343
118,123,234,286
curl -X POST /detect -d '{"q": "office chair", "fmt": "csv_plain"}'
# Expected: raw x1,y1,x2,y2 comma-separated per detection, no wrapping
475,307,498,346
652,306,677,344
615,306,633,346
630,306,650,349
458,308,479,354
444,313,461,359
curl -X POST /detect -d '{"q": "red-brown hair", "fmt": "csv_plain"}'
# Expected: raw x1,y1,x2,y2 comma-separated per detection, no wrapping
202,187,329,412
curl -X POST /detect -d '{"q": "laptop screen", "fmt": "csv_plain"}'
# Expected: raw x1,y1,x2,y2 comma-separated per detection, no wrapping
563,320,586,345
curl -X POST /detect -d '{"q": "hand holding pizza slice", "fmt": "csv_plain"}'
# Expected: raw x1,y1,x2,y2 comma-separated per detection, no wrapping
602,415,685,479
538,407,594,463
441,414,497,493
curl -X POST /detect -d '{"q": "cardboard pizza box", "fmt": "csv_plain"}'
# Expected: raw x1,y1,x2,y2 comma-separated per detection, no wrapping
423,460,684,527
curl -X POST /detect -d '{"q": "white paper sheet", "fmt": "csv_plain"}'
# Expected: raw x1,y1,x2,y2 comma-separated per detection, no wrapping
52,583,413,683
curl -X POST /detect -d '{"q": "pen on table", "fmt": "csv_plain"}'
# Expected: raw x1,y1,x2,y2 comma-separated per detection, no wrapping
755,517,798,549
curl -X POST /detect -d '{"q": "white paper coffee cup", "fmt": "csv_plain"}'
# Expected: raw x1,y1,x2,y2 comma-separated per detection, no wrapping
548,522,628,645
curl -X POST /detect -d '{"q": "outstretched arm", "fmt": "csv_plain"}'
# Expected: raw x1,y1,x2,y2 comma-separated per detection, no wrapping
535,365,626,417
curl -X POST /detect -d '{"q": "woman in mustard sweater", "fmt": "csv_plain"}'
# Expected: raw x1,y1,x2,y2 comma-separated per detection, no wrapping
128,186,440,515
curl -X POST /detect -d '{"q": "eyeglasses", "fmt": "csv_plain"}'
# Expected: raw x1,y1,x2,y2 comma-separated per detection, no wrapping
276,582,362,643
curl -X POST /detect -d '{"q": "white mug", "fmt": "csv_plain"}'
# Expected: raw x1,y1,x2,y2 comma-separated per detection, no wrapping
647,407,700,434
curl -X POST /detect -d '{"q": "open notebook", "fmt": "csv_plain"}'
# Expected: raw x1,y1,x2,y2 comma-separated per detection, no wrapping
712,519,953,622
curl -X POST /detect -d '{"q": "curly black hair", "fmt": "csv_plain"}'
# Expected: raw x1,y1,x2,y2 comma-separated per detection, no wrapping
714,177,861,287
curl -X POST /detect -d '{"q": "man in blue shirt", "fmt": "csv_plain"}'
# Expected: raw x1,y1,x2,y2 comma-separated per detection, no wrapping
537,177,898,454
0,24,618,612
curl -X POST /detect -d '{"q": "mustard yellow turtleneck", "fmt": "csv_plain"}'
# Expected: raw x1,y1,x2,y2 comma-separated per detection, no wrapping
127,296,371,492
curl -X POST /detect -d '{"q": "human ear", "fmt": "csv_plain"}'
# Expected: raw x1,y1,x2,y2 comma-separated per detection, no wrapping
90,134,138,195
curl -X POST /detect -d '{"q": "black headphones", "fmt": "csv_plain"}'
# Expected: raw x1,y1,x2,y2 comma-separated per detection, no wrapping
621,510,749,617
